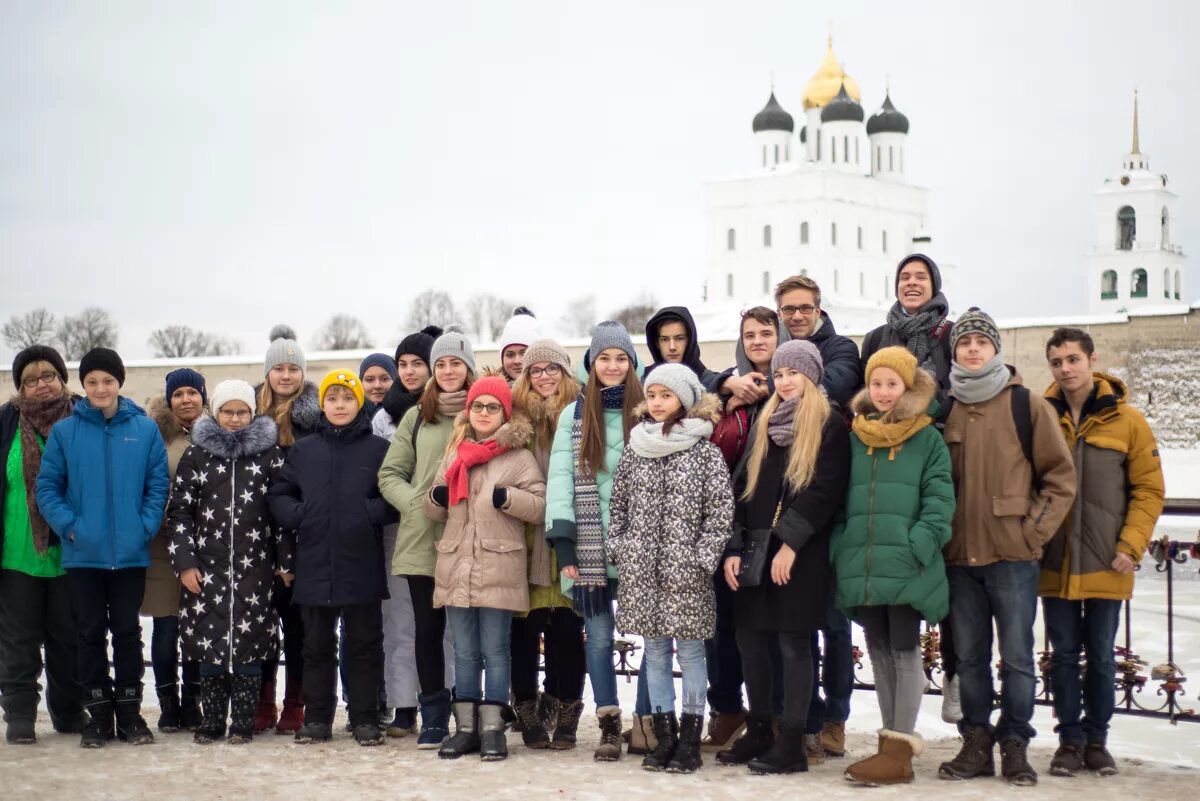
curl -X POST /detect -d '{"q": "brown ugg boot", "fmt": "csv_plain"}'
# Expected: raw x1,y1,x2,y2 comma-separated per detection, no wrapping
626,713,657,756
701,709,748,750
844,729,922,786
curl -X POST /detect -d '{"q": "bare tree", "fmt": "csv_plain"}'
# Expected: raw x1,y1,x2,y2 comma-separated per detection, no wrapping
609,295,658,336
558,295,596,339
57,307,118,360
2,308,57,350
315,314,373,350
465,294,515,342
406,290,458,332
148,326,237,358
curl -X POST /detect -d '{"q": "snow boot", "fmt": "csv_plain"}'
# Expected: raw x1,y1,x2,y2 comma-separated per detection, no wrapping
820,719,847,757
803,732,826,764
51,708,90,734
80,689,114,749
227,673,260,744
155,683,183,732
593,706,623,762
180,677,202,731
479,701,509,761
193,674,229,745
999,738,1038,786
4,717,35,745
941,675,962,724
1085,743,1118,776
641,711,678,771
716,714,774,766
844,729,921,786
114,687,154,745
626,712,657,756
938,724,995,780
439,700,481,759
538,692,560,732
386,706,417,737
2,694,37,744
551,698,584,750
701,708,748,750
353,722,385,746
253,678,278,733
667,713,704,774
417,688,452,749
1049,743,1085,777
293,721,332,744
513,698,550,748
275,675,304,734
748,725,809,775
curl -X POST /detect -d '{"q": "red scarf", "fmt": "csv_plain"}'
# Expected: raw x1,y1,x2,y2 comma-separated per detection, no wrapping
445,438,509,506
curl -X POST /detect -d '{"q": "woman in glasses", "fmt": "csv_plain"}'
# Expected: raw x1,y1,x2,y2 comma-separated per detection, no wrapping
0,346,87,745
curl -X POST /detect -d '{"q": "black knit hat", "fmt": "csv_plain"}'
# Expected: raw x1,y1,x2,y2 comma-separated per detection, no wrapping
895,254,943,296
78,347,126,387
394,325,443,366
12,345,68,390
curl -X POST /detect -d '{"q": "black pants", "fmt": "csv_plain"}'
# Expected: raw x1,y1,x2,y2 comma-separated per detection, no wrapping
737,626,813,729
706,573,744,714
262,576,304,688
0,570,82,722
511,607,585,704
66,567,146,697
301,603,383,726
150,615,200,695
402,575,446,695
939,609,958,681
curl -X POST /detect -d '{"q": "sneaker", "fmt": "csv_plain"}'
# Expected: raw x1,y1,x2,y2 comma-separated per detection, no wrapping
293,722,333,744
1000,738,1038,786
1084,743,1118,776
1049,744,1085,777
353,723,385,746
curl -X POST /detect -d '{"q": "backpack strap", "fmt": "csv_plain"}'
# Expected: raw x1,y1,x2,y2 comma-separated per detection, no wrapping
932,319,952,340
1009,385,1034,468
410,414,423,451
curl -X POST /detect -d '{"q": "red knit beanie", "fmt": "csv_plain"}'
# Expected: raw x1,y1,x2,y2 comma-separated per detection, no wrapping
466,375,512,419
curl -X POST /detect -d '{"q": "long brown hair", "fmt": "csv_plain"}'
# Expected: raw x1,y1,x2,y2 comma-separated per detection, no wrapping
416,370,475,424
512,370,581,455
257,382,300,447
577,366,644,478
741,376,830,501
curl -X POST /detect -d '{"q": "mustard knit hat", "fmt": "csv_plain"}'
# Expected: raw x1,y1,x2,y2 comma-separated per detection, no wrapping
318,369,365,409
865,346,918,389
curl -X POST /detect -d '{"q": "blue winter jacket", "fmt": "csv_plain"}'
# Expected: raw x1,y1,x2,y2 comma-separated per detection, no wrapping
35,397,170,570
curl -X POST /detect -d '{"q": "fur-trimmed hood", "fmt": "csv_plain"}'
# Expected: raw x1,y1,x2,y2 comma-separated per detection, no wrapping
191,414,280,460
252,380,321,430
147,394,202,444
850,366,937,422
453,410,534,450
631,391,723,426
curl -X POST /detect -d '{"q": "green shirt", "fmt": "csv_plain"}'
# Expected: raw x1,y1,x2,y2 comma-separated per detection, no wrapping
2,425,65,577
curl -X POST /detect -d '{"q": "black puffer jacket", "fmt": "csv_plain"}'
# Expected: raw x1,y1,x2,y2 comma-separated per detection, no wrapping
267,410,397,607
807,312,862,409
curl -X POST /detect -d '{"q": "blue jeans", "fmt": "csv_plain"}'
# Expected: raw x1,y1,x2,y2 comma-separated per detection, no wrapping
806,598,853,731
1043,597,1123,746
948,560,1040,744
644,638,707,717
446,607,513,703
583,604,619,708
634,658,651,716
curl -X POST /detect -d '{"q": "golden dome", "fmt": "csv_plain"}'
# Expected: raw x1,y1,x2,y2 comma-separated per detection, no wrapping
802,37,862,110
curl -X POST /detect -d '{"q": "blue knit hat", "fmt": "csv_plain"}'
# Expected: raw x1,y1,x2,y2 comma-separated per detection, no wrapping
358,352,397,381
165,368,208,407
585,321,638,373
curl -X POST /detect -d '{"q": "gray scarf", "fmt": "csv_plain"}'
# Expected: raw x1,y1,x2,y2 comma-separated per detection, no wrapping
950,354,1010,404
767,397,799,446
885,293,950,373
628,418,713,459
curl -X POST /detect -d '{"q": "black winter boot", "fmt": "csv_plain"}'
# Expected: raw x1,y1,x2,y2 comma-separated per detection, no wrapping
538,693,561,733
193,675,230,744
180,674,202,731
155,683,183,732
999,738,1038,786
513,698,550,748
642,712,679,772
293,721,333,743
2,693,38,744
227,674,261,744
51,709,90,734
748,725,808,774
417,688,452,749
439,700,481,759
667,713,704,774
114,687,154,745
716,714,774,765
479,701,509,761
938,725,996,780
80,689,114,749
552,699,584,750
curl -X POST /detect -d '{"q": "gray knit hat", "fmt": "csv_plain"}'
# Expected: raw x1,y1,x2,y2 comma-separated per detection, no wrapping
771,340,824,390
429,325,476,373
585,320,637,372
643,363,704,410
950,307,1001,353
521,338,572,373
264,338,306,377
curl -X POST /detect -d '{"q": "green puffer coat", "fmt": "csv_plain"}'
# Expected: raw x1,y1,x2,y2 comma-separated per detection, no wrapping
830,370,955,623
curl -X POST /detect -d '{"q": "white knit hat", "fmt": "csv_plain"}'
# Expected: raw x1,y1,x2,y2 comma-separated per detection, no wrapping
210,379,257,415
498,308,542,351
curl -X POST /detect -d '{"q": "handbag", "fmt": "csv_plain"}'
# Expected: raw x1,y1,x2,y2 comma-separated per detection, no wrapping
737,498,782,588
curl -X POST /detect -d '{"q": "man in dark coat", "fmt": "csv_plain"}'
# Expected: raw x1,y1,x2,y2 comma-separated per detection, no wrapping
644,306,720,386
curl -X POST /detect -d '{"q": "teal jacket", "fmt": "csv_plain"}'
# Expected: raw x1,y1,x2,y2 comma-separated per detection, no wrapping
830,373,954,623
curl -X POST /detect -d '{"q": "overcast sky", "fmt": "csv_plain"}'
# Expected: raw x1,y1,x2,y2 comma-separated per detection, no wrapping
2,0,1197,361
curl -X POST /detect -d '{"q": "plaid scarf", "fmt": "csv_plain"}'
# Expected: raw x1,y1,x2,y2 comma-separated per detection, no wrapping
885,293,949,374
12,393,74,553
570,385,624,616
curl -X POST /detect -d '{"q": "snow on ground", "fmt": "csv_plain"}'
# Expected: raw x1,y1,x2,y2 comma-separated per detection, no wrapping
1162,449,1200,499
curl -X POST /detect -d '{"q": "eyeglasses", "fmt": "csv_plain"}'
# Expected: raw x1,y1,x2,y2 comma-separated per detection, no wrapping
527,364,562,379
218,409,252,420
778,304,817,316
22,371,60,389
470,402,503,415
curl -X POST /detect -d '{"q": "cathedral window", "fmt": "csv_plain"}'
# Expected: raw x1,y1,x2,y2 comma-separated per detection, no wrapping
882,230,888,252
834,270,840,292
831,137,837,163
762,271,771,293
1164,268,1171,298
844,136,850,163
762,145,766,167
1162,207,1170,245
1100,270,1118,300
774,144,779,164
876,145,882,171
889,146,894,171
857,226,863,250
800,221,809,245
859,273,865,295
854,137,859,164
831,223,838,246
763,225,772,248
1130,268,1147,298
1175,270,1182,300
1116,206,1136,250
727,273,734,297
727,228,736,251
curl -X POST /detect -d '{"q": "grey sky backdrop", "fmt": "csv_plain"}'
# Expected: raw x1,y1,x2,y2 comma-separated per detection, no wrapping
3,0,1198,361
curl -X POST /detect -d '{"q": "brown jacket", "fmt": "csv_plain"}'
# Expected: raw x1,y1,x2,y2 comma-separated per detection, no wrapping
943,371,1076,567
424,414,547,613
142,397,196,617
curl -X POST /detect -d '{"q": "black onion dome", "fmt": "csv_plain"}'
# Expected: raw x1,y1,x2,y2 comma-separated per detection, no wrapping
820,82,864,123
866,93,910,135
752,92,795,133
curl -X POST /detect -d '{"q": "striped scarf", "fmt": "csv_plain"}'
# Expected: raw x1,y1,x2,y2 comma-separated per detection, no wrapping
570,385,624,616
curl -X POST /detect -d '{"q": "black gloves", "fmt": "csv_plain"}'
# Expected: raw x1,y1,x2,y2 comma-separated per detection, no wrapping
430,485,449,508
492,487,509,509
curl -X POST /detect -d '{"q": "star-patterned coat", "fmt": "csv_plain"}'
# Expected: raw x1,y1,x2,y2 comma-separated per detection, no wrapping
167,414,285,667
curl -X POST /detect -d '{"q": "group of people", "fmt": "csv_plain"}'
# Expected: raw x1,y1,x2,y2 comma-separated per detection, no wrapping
0,253,1165,787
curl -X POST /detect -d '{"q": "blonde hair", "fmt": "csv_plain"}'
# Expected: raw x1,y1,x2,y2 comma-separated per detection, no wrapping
512,370,581,454
257,382,300,447
741,377,831,501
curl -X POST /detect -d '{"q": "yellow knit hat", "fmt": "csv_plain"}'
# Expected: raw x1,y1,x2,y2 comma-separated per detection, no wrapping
865,346,918,389
318,369,364,409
